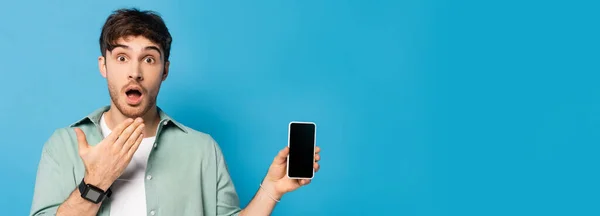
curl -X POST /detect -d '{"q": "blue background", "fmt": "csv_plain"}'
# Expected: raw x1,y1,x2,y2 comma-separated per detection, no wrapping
1,0,599,215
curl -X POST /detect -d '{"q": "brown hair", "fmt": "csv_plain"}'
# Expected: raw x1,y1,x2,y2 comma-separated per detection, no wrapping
99,8,172,62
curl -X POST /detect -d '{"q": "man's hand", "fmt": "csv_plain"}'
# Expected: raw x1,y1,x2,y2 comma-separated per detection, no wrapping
74,117,145,190
262,146,321,199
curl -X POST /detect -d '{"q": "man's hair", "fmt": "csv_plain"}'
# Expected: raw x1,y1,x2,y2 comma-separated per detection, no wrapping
99,8,172,62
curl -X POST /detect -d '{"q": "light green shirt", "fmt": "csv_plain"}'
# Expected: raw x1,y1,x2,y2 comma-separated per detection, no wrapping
30,106,242,216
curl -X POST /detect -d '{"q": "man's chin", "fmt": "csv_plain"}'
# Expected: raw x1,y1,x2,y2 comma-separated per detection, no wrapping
117,103,150,118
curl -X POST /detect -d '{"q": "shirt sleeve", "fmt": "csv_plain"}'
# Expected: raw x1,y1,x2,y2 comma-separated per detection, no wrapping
212,138,243,216
30,129,76,216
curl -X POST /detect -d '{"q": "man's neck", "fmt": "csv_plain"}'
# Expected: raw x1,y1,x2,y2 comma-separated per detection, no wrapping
104,105,161,138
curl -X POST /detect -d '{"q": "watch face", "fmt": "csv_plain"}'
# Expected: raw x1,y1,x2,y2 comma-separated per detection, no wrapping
86,189,102,201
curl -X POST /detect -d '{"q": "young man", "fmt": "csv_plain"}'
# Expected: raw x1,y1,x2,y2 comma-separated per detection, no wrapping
30,8,321,216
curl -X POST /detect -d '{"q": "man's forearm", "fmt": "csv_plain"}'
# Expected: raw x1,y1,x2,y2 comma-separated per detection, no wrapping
240,181,282,216
55,189,102,216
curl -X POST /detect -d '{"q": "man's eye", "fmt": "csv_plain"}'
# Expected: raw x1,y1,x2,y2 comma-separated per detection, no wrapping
117,56,127,62
144,57,155,64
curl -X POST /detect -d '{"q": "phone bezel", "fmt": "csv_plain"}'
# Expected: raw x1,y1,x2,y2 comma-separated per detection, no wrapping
286,121,317,179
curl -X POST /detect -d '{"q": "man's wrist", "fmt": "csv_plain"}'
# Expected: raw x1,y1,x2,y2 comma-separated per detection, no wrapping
260,180,284,200
83,173,112,191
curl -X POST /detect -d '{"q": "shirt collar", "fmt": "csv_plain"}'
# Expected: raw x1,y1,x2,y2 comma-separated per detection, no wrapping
69,105,188,133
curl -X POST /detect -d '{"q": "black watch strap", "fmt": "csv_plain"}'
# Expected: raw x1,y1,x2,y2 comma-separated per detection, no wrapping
78,179,112,204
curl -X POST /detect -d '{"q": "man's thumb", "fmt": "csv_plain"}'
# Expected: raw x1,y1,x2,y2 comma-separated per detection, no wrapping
74,128,89,154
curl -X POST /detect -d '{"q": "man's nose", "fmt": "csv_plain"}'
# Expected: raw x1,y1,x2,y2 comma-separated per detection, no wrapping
128,64,143,81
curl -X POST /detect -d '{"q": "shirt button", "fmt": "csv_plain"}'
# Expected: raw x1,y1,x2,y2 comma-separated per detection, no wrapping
153,143,157,148
146,175,152,180
163,121,169,125
150,210,156,215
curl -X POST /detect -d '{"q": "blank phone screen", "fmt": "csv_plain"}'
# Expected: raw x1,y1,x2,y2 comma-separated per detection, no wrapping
288,122,316,178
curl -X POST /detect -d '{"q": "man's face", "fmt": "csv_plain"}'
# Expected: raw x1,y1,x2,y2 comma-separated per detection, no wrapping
98,36,169,118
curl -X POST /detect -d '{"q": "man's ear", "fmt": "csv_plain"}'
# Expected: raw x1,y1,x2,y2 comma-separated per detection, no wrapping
98,56,107,78
162,61,170,81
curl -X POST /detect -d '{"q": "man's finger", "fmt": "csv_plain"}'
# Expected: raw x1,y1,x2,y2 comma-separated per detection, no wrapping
122,123,145,154
127,133,144,158
314,162,320,172
114,118,143,147
106,118,134,142
74,128,89,155
273,146,289,164
314,153,320,162
315,146,321,154
299,179,312,186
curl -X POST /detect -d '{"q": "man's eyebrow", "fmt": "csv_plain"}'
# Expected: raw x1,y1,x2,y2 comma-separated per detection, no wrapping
144,46,162,57
111,44,162,57
112,44,130,50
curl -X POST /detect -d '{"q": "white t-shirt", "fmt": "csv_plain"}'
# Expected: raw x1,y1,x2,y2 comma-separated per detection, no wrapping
100,114,156,216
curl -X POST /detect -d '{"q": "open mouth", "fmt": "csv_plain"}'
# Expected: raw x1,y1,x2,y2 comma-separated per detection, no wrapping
125,86,144,105
126,89,142,97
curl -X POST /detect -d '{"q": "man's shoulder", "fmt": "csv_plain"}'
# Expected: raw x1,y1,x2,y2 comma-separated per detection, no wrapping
162,121,229,160
38,126,80,162
172,123,214,141
45,126,76,144
164,120,221,148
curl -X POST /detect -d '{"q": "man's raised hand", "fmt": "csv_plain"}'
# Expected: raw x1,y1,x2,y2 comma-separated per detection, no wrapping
74,117,145,190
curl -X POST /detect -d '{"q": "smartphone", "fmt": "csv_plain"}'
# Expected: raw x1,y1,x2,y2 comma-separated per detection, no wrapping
287,121,317,179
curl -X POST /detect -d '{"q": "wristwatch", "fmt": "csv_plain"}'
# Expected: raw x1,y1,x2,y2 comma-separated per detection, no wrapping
78,179,112,204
